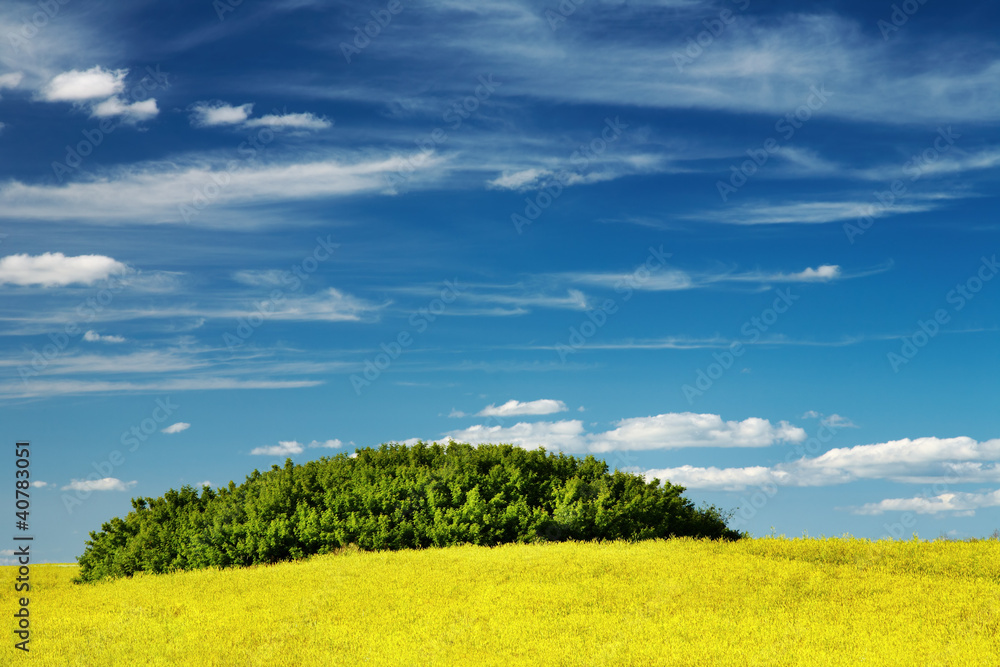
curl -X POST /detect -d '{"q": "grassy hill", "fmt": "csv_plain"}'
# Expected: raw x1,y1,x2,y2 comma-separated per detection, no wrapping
6,537,1000,665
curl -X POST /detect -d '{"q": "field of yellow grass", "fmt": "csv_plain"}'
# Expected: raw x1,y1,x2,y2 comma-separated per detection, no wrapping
5,537,1000,665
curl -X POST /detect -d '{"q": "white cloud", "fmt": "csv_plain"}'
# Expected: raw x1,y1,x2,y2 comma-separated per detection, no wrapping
250,438,342,455
644,436,1000,491
41,66,126,102
243,112,331,129
307,439,342,449
477,399,568,417
0,72,22,97
854,489,1000,516
440,412,806,453
195,480,212,487
588,413,806,453
0,253,128,286
61,477,136,492
487,168,550,191
566,269,693,291
250,440,303,456
190,101,254,127
161,422,191,434
91,96,158,123
191,102,330,130
562,263,846,293
801,411,857,428
83,330,126,343
444,420,587,452
792,265,840,281
0,153,442,226
448,408,466,418
692,199,942,226
644,465,793,492
0,378,323,400
253,288,381,322
31,481,48,488
821,414,857,428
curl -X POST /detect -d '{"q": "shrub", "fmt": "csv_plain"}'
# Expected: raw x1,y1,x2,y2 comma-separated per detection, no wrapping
76,442,741,582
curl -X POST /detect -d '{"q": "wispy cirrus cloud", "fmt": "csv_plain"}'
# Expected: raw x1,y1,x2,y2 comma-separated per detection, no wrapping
0,153,441,226
161,422,190,434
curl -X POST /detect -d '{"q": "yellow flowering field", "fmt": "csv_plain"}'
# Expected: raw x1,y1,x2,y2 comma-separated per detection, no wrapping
4,537,999,665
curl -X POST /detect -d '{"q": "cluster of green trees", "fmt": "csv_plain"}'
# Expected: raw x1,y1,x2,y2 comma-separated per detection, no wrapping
76,442,742,583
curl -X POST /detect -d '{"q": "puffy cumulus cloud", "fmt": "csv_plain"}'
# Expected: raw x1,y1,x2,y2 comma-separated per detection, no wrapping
61,477,136,492
41,66,126,102
190,101,254,127
588,413,806,453
190,102,330,130
477,399,568,417
250,440,304,456
854,489,1000,516
643,436,1000,491
0,252,128,286
161,422,191,434
643,465,794,492
91,96,159,123
792,265,841,281
443,420,587,452
250,438,343,455
0,72,23,98
439,412,806,454
83,331,126,343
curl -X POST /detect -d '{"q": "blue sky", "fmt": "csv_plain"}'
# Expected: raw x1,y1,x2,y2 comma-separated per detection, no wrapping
1,0,999,563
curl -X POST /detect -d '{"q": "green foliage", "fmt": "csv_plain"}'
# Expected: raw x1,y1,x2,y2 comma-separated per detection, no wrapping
76,442,741,583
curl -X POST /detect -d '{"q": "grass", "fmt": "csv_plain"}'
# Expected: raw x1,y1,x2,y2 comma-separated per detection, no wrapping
4,537,1000,665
